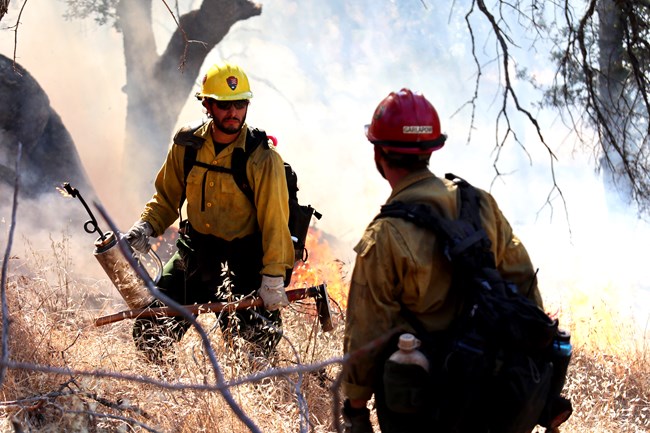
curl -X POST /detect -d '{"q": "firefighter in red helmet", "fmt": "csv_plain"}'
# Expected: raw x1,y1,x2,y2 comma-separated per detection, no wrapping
341,89,543,432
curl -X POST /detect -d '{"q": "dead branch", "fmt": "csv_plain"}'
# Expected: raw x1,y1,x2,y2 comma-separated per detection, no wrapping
159,0,193,71
1,355,346,394
93,202,263,433
0,141,22,388
10,0,28,74
473,0,567,220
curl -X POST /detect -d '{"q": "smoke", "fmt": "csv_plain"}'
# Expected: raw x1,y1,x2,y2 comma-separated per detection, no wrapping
1,1,649,326
0,1,127,222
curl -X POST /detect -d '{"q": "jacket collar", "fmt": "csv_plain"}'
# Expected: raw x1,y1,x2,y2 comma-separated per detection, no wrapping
388,168,435,201
194,121,248,157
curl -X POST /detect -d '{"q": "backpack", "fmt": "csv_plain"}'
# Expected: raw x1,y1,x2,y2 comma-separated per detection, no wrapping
173,123,322,278
375,173,572,433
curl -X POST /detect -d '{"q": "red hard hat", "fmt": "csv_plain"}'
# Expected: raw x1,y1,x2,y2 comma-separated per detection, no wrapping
365,88,446,154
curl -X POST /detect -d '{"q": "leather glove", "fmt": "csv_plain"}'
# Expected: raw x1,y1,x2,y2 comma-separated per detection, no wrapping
342,399,373,433
124,220,154,254
258,275,289,311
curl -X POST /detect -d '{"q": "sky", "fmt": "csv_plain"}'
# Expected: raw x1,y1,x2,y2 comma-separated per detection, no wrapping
1,0,649,331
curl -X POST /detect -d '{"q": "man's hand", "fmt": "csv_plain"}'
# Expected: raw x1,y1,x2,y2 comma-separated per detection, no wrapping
124,220,154,254
342,399,373,433
258,275,289,311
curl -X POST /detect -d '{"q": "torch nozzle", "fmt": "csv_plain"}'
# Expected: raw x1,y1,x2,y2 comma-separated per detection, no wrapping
62,182,78,198
59,182,106,240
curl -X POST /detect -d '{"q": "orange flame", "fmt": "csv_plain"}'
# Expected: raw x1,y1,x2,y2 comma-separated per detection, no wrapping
290,227,349,311
56,186,72,198
151,226,351,311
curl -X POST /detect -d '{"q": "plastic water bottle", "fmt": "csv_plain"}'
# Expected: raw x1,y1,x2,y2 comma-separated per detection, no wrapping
388,333,429,372
550,329,572,396
555,329,573,356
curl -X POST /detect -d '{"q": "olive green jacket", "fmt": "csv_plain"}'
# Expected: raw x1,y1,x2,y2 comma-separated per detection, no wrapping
140,121,294,278
343,169,542,401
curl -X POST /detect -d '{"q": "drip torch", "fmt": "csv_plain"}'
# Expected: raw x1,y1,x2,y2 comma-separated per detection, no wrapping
60,183,162,309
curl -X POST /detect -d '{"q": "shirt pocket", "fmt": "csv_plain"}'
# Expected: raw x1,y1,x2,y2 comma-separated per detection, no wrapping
354,232,376,257
219,173,239,195
214,172,255,226
185,167,205,204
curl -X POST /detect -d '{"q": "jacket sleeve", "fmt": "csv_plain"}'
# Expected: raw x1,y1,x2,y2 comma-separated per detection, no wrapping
140,144,185,237
344,223,395,400
480,191,543,307
343,221,419,401
248,145,294,277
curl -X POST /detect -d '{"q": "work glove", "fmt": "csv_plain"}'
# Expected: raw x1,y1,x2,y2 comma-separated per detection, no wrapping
342,399,373,433
258,275,289,311
124,220,154,254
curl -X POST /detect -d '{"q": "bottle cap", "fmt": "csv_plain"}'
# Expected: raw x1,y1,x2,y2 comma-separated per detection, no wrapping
397,333,420,350
557,329,571,342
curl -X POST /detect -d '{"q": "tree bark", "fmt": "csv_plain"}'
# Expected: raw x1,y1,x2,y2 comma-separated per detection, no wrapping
597,0,631,199
0,0,9,22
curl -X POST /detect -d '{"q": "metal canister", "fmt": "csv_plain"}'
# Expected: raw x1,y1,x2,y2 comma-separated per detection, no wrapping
93,231,156,309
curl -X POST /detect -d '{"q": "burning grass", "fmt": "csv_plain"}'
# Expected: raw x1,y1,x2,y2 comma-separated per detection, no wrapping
1,233,347,432
1,232,649,432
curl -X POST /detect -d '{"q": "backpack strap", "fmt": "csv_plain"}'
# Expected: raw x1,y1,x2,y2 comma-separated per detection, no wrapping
375,174,501,291
375,174,504,338
443,173,498,271
377,201,488,263
231,127,269,206
173,121,207,221
175,125,270,217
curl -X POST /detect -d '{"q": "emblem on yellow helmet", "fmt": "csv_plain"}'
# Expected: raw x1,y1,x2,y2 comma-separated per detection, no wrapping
226,76,238,91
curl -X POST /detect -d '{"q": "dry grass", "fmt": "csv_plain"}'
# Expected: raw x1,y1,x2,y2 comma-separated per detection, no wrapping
550,285,650,433
1,234,649,432
0,235,346,432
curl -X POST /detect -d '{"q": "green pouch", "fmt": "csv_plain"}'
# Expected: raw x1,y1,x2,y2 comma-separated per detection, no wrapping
176,236,193,255
382,360,431,414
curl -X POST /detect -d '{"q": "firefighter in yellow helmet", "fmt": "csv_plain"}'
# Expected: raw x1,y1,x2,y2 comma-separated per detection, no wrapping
341,89,545,432
124,61,294,363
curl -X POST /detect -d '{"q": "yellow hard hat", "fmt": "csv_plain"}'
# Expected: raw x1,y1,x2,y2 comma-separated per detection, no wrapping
195,62,253,101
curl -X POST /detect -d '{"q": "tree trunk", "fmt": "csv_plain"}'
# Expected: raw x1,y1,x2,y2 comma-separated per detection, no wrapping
0,0,9,22
597,0,630,200
116,0,261,205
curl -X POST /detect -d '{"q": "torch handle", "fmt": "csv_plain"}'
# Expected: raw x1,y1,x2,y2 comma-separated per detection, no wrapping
94,285,322,327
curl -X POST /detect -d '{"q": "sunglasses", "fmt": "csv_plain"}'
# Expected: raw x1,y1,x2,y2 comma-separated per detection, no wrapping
213,99,249,110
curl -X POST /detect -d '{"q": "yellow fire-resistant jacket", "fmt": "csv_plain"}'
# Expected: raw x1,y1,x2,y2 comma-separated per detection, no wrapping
343,169,543,401
140,121,294,278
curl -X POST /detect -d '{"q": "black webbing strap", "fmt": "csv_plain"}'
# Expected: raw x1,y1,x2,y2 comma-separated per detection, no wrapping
178,127,269,215
375,172,503,307
375,173,494,334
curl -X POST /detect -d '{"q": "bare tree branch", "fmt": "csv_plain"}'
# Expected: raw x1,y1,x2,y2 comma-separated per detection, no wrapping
0,141,22,388
465,0,568,221
0,356,345,394
10,0,28,73
93,202,264,433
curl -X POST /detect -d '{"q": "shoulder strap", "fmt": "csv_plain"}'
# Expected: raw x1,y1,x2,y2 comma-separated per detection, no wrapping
176,126,270,215
375,174,502,332
231,127,269,205
173,122,206,219
175,121,207,185
376,173,492,264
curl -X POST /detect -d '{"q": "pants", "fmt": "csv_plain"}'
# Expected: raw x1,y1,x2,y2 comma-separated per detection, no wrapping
132,226,282,362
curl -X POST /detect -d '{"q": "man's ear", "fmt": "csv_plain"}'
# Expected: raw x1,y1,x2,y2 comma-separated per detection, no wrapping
202,98,213,116
373,145,385,162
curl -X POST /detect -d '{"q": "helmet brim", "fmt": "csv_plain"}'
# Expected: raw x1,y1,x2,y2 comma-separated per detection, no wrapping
195,91,254,101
